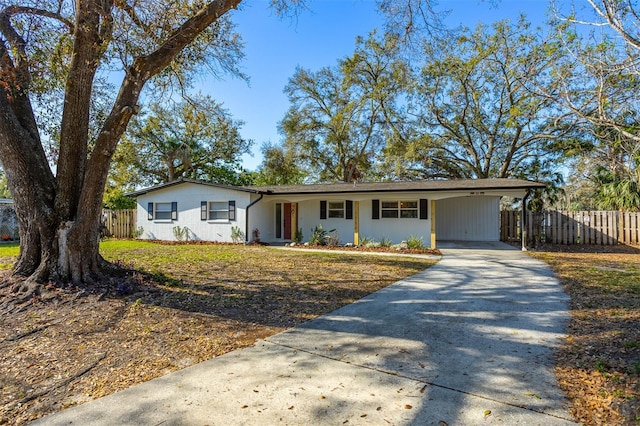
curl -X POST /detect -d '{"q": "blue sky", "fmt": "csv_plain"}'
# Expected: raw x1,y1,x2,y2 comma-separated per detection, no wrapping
201,0,556,171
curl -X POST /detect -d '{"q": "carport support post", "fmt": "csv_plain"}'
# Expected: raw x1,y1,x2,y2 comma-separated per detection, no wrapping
353,201,360,245
521,191,530,251
430,200,437,249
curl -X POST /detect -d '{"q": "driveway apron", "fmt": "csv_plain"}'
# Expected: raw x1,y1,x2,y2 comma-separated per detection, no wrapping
32,242,576,425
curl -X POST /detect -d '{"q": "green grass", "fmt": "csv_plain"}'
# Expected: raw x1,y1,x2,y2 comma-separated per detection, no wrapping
0,242,20,257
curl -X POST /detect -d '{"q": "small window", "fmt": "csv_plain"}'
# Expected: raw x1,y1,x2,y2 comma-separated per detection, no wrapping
381,201,399,218
154,202,173,220
328,201,345,218
381,200,418,219
209,201,229,220
400,201,418,218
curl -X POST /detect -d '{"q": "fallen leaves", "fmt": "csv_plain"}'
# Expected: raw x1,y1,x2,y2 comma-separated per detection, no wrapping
530,247,640,425
0,243,436,425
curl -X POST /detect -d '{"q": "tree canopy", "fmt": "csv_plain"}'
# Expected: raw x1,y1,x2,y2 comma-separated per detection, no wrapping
113,94,252,187
279,32,408,183
549,0,640,210
384,18,576,181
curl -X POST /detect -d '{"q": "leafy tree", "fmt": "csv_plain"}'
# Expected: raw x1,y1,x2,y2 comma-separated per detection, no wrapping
565,124,640,211
384,18,577,181
255,143,306,185
549,1,640,210
0,0,248,292
102,187,137,210
280,31,408,183
114,95,252,186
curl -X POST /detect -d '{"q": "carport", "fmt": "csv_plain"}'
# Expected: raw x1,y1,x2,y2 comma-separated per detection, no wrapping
428,180,544,250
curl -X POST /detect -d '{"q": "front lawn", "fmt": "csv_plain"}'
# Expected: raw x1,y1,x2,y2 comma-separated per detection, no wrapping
0,240,437,425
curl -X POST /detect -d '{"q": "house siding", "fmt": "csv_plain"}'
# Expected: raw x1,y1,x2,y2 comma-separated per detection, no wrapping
298,199,355,245
131,180,530,245
136,183,250,242
435,196,500,241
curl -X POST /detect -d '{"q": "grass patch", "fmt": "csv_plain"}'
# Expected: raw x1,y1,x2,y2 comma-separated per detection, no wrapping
0,242,20,257
530,249,640,425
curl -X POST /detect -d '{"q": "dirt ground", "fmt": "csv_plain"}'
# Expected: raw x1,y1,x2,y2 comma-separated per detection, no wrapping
0,245,436,425
528,244,640,425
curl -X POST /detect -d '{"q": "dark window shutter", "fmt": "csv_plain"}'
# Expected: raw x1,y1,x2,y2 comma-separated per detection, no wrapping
148,202,154,221
201,201,207,221
345,200,353,220
320,200,327,220
420,199,428,220
229,200,236,221
372,199,379,220
171,202,178,220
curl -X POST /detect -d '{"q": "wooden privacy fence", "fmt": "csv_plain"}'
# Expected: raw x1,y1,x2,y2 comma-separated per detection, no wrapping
501,210,640,246
102,209,136,238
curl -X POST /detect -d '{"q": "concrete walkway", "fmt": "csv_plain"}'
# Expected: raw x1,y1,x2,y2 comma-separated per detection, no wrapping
32,242,576,425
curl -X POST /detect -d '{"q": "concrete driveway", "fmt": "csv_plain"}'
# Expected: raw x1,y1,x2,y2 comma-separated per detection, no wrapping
32,242,576,425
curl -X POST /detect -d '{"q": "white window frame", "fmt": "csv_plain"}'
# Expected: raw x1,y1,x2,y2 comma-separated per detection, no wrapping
208,201,229,221
381,200,418,219
328,201,345,218
154,202,173,220
400,200,419,218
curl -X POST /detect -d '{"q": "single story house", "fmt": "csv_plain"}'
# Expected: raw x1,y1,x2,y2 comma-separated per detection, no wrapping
128,178,544,248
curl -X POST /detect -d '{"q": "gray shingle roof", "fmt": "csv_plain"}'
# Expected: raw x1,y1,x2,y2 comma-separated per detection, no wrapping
247,178,544,195
126,178,261,197
127,178,544,197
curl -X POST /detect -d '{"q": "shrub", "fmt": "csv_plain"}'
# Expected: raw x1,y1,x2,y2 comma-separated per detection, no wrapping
231,226,245,243
379,237,392,248
406,235,424,249
131,226,144,239
172,226,190,242
294,228,303,243
360,236,381,248
326,230,340,247
360,236,375,247
309,224,335,246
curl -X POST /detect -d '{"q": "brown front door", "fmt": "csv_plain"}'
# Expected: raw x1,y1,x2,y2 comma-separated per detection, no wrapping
283,203,292,240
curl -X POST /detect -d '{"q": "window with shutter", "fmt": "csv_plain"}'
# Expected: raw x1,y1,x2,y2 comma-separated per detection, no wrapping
328,201,345,218
154,202,173,220
208,202,229,220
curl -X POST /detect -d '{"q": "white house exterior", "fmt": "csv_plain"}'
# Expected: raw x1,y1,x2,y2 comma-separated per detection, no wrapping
130,178,544,248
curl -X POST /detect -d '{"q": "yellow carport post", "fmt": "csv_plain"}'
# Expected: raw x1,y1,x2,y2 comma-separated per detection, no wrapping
430,200,437,249
353,201,360,245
